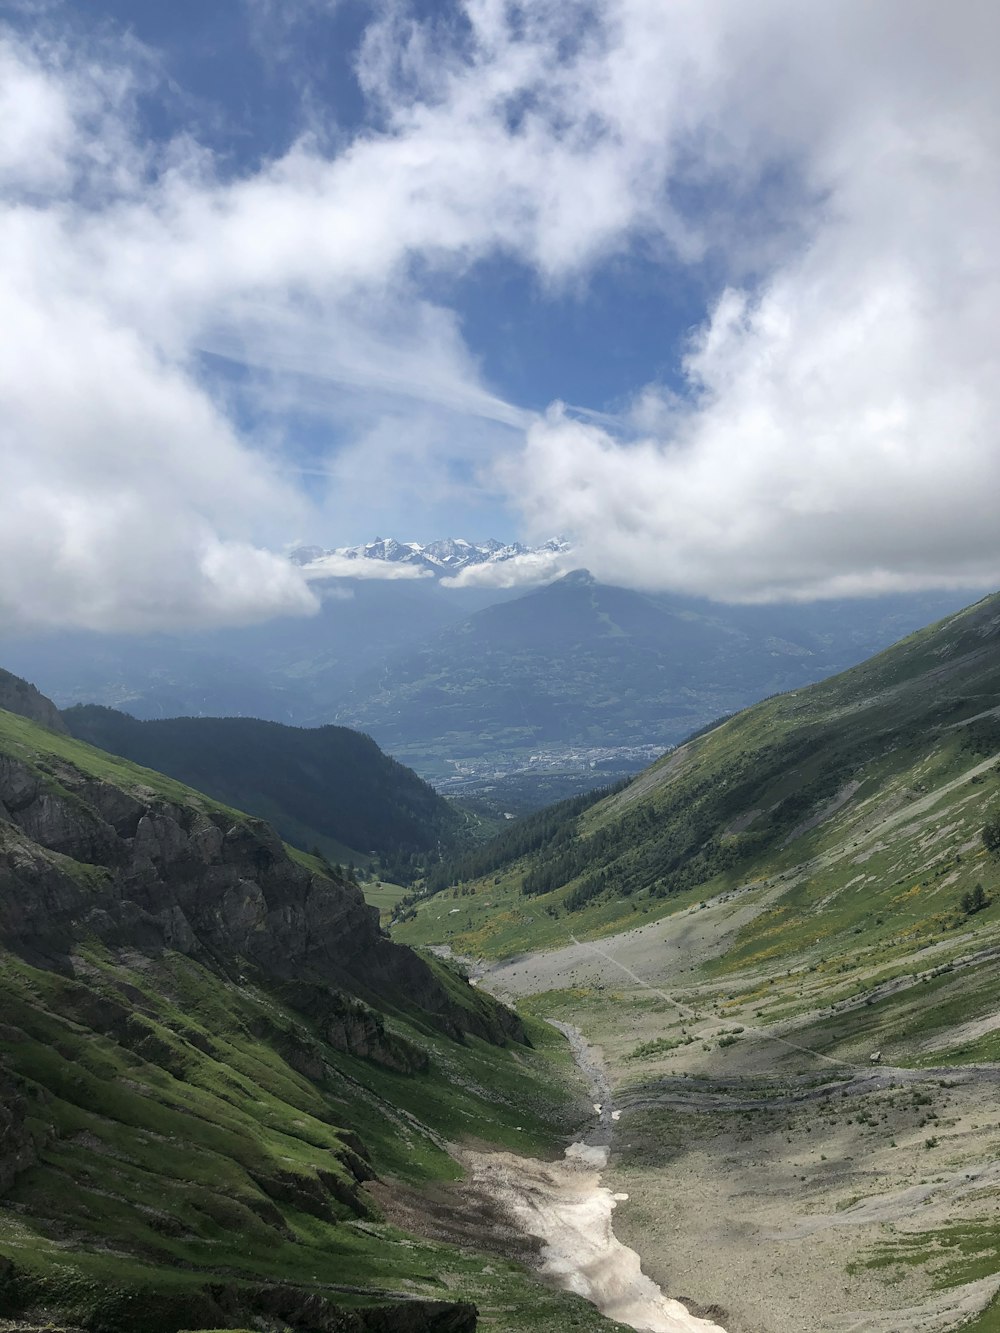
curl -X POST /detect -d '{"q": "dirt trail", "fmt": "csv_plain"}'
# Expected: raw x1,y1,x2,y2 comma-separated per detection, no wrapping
482,883,773,1003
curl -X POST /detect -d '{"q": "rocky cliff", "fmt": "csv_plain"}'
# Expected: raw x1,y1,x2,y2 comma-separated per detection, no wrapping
0,730,523,1051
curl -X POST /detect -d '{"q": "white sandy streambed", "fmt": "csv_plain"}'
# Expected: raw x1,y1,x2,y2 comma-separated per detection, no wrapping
461,1022,727,1333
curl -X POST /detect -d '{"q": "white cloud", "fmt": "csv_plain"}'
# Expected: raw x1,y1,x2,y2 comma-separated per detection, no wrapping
507,1,1000,600
300,554,430,582
2,0,999,631
0,36,75,192
440,547,573,590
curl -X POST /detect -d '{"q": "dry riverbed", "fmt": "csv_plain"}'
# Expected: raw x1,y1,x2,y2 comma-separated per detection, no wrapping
458,1022,729,1333
471,895,1000,1332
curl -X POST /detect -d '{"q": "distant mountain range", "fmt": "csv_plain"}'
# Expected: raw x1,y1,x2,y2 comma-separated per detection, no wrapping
291,535,570,579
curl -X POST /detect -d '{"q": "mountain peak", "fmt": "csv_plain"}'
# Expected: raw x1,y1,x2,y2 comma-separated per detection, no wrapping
292,536,570,578
554,568,596,588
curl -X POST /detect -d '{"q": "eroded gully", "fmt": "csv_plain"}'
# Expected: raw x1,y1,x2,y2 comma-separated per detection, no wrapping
458,1019,728,1333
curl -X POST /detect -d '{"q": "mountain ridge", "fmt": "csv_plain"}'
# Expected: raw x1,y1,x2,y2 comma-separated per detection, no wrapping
291,536,570,580
335,573,993,785
60,705,466,874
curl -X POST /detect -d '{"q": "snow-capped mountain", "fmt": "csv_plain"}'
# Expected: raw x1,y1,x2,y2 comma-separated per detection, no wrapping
290,536,570,577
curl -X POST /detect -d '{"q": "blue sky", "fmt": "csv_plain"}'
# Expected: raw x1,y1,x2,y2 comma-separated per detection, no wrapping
1,1,999,630
65,1,708,468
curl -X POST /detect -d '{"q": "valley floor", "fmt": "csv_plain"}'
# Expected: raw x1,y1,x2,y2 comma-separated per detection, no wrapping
469,889,1000,1333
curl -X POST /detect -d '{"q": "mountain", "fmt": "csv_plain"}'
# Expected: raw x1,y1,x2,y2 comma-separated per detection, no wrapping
5,560,988,810
60,705,466,872
291,536,570,579
334,571,991,782
398,588,1000,953
0,666,67,735
0,692,613,1333
0,577,506,724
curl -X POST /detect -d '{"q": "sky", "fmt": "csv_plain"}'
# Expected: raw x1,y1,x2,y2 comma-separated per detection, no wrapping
2,0,999,631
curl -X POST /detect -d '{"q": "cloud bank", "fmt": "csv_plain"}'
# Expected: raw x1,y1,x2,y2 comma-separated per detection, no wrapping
300,554,431,582
440,547,574,591
2,2,998,630
509,3,1000,600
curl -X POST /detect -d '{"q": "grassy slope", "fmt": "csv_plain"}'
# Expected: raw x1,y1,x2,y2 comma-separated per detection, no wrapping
0,708,620,1333
0,949,606,1331
395,591,1000,978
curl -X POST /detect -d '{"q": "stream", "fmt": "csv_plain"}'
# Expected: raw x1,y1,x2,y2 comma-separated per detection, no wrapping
460,1020,728,1333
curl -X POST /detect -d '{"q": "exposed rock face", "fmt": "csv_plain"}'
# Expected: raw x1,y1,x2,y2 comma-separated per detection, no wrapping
0,750,525,1053
0,671,67,735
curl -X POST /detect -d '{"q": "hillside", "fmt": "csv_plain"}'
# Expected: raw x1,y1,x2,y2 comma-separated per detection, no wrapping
399,589,1000,954
0,667,67,735
61,706,465,874
334,572,987,785
0,701,629,1333
395,591,1000,1331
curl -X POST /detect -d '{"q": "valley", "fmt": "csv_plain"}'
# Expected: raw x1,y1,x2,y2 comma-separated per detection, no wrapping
7,7,998,1332
3,592,1000,1332
465,896,1000,1332
392,592,1000,1330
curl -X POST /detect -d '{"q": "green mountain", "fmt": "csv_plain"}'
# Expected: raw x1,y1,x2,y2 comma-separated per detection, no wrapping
0,700,616,1333
398,589,1000,960
0,667,68,736
61,706,465,873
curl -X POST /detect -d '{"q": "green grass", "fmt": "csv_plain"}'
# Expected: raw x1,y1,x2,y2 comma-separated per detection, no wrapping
0,706,241,816
361,879,406,913
957,1292,1000,1331
853,1220,1000,1290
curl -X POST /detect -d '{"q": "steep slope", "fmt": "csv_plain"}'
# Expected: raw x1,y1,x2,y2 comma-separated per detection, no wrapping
335,572,988,781
397,589,1000,960
60,706,465,871
0,703,615,1333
